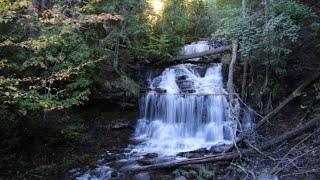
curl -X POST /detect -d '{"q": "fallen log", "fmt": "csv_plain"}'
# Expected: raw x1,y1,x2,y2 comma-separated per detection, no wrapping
125,117,320,174
225,72,320,152
259,116,320,149
168,46,231,62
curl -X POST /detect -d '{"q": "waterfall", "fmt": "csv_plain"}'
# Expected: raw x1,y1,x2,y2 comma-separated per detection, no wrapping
75,42,240,180
132,64,238,156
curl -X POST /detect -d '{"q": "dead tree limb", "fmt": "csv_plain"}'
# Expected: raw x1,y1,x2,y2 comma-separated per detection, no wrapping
256,72,320,130
225,72,320,152
125,117,320,174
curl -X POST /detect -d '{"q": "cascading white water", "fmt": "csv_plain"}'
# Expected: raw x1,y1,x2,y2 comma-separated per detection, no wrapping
132,64,237,156
75,41,239,180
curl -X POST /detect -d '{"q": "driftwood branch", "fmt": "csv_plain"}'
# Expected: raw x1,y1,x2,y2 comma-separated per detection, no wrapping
125,117,320,174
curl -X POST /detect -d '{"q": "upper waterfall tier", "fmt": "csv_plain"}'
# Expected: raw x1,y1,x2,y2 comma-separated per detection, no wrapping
149,63,227,95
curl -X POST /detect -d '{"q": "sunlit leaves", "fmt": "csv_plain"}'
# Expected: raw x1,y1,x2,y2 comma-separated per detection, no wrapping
0,0,122,115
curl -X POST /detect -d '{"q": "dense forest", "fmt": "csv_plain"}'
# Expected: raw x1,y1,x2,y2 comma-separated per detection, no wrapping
1,0,320,179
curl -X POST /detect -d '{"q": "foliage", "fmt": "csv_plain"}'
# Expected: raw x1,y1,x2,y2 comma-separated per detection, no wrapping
211,0,318,75
0,0,123,114
314,82,320,100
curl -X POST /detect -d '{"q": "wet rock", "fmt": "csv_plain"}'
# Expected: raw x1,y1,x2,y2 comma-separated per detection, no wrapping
140,87,152,93
177,153,205,158
177,75,188,81
190,148,208,153
155,88,167,93
258,174,279,180
180,89,196,94
144,153,158,159
137,159,157,165
209,144,227,154
176,81,194,89
133,172,150,180
177,148,208,158
111,171,118,178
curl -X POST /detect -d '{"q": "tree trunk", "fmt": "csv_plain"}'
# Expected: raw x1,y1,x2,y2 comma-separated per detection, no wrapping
241,62,248,100
227,40,238,105
113,38,120,70
241,0,248,101
27,0,37,38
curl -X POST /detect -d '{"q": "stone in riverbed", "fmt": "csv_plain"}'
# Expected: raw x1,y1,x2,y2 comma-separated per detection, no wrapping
190,148,208,153
143,153,158,159
111,171,118,178
177,75,188,81
137,159,157,165
209,144,228,154
177,148,208,158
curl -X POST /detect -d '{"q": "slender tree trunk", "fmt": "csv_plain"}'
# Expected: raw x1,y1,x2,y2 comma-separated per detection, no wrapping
241,62,248,100
113,38,120,70
227,40,238,105
27,0,37,38
241,0,248,101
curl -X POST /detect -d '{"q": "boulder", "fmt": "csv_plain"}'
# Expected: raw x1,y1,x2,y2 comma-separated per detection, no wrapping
137,159,157,165
209,145,228,154
177,75,188,81
154,88,167,94
144,153,158,159
177,148,208,158
111,171,118,178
